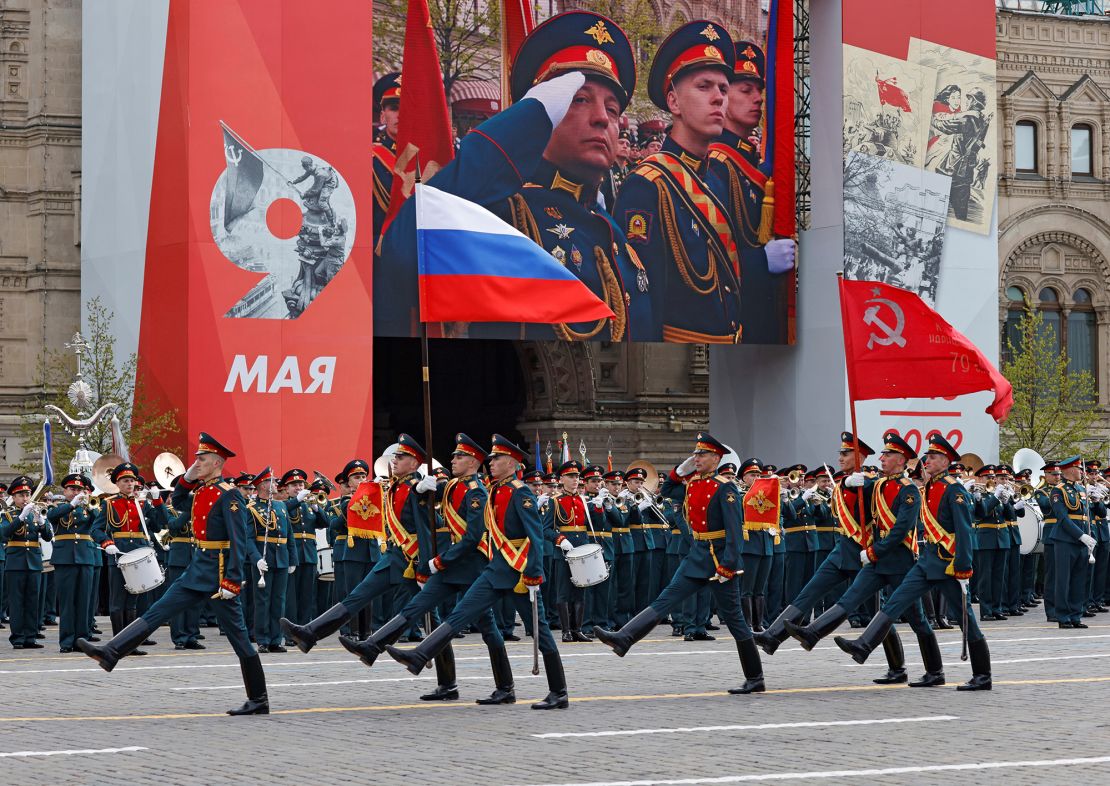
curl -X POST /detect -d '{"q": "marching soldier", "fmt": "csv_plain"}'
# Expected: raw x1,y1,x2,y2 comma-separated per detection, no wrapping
163,477,203,650
807,467,840,614
46,474,95,652
614,20,743,343
784,433,936,684
1050,456,1098,629
78,433,270,715
380,11,649,342
738,458,774,634
280,434,431,653
833,434,991,690
246,468,297,652
91,462,153,646
595,432,765,694
387,435,569,710
706,40,796,343
549,460,591,642
327,459,376,640
340,433,515,705
1,476,52,649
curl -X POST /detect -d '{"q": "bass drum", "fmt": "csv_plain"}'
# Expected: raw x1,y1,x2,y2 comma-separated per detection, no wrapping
1018,504,1044,555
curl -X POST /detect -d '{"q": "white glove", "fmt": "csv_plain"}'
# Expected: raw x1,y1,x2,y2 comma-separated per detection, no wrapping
558,539,573,553
845,472,865,488
676,456,697,476
256,558,269,573
802,487,817,501
295,489,310,502
218,588,237,601
288,565,297,574
73,491,88,506
1013,499,1026,511
637,497,654,512
537,493,550,507
104,544,121,556
958,578,970,595
765,238,796,274
415,475,438,493
618,489,634,501
595,488,610,502
961,478,976,491
428,559,440,575
860,548,871,565
528,584,539,602
1080,533,1097,549
20,502,36,522
591,495,605,510
183,461,200,482
523,71,585,129
769,528,779,538
992,486,1006,501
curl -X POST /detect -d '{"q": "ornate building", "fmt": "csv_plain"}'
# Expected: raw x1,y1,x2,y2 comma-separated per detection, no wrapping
997,9,1110,435
0,0,82,475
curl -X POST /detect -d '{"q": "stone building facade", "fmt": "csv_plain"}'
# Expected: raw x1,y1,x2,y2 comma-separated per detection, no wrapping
997,9,1110,437
0,0,82,475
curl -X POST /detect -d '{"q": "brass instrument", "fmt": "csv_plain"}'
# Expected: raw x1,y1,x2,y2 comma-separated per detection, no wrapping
309,491,329,506
787,469,804,484
1017,483,1035,500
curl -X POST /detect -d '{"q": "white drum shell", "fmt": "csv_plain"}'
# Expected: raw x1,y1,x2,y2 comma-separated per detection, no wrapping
117,546,165,594
566,543,609,588
317,546,335,581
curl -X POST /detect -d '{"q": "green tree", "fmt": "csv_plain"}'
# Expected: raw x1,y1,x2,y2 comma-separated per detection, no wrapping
579,0,663,116
16,298,180,484
999,303,1103,462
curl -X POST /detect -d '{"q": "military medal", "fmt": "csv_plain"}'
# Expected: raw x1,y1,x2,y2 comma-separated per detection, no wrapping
637,268,649,293
547,223,574,240
552,246,567,265
691,219,700,237
571,246,583,271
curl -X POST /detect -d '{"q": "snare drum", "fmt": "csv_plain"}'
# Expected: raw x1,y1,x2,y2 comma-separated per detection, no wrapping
315,528,334,581
40,539,54,573
117,546,165,594
566,543,609,588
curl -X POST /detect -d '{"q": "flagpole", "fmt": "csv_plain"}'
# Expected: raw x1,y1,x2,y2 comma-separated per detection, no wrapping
837,272,869,539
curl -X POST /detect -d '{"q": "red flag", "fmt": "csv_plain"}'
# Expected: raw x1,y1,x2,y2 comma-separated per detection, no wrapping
875,75,912,112
380,0,455,236
769,0,795,238
838,277,1013,423
501,0,535,107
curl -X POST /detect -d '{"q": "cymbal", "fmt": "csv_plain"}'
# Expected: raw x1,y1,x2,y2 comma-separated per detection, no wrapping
91,453,124,495
153,452,186,489
626,459,658,494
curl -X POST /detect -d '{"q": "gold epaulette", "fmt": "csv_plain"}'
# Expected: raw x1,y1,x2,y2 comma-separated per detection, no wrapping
943,476,958,485
218,481,235,491
632,162,663,183
466,479,480,490
713,474,729,484
708,150,729,164
510,479,525,489
900,478,913,486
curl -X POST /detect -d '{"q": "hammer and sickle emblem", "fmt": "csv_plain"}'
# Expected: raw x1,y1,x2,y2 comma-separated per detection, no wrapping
224,144,242,167
863,296,906,350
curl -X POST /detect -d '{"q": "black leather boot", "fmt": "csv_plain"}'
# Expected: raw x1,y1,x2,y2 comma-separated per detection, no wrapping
740,596,755,629
421,644,459,701
754,605,804,655
727,638,766,694
476,643,516,705
338,614,408,668
387,622,456,676
280,602,351,654
109,611,123,637
121,610,147,656
784,604,847,651
873,627,908,684
531,650,569,709
933,592,954,629
751,596,766,633
909,631,945,687
77,616,152,672
572,602,592,642
834,611,895,665
227,653,269,715
558,603,573,643
594,607,660,657
956,638,992,691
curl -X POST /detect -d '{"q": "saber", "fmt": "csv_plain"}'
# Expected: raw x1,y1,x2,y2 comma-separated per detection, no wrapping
258,482,273,589
531,587,540,676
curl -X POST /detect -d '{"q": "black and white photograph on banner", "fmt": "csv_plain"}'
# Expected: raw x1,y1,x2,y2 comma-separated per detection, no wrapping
842,151,951,304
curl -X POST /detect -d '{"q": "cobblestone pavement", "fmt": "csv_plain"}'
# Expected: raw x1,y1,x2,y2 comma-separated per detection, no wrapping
1,612,1109,785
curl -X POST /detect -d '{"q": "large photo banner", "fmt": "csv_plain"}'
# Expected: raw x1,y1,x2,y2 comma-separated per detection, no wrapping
840,0,1001,460
371,1,799,345
84,0,375,472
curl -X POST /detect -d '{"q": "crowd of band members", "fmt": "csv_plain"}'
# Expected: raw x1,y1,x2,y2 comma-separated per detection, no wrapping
3,440,1105,657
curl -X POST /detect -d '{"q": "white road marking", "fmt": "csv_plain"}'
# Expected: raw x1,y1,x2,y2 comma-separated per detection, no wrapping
937,633,1110,646
845,652,1110,668
173,674,543,691
0,746,148,759
507,755,1110,785
530,715,956,739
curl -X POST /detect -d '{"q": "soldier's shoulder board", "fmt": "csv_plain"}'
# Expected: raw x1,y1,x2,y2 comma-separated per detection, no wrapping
942,476,958,485
218,481,235,491
900,478,913,486
713,474,731,485
466,479,480,491
510,479,525,489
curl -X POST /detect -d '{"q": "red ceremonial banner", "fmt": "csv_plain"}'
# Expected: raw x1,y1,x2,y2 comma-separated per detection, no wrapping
134,0,374,472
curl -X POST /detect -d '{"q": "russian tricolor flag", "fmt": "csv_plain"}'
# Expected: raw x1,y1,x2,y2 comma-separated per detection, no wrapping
415,183,615,324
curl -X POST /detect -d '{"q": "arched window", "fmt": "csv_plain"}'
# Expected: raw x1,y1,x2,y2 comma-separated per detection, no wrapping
1038,286,1062,353
1002,285,1027,363
1071,124,1093,176
1016,121,1038,173
1068,287,1097,377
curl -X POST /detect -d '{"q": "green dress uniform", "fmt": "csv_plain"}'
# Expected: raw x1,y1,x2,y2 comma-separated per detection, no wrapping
611,488,637,628
1002,496,1025,615
834,433,990,691
284,492,318,626
584,486,614,634
595,431,764,695
164,501,202,648
387,434,569,710
46,486,95,651
810,483,840,613
90,468,155,635
627,492,656,614
1049,461,1094,627
1035,476,1058,620
245,491,297,650
738,460,774,631
1,483,52,648
783,492,818,618
972,471,1009,620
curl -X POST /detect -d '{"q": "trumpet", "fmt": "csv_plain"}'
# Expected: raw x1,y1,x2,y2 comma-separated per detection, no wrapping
1017,483,1036,500
309,491,328,506
787,469,804,484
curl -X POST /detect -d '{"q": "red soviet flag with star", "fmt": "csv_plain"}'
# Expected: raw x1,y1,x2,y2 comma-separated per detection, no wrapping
838,277,1013,423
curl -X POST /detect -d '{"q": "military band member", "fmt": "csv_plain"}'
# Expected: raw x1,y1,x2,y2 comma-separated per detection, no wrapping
549,460,592,642
536,473,560,629
595,432,765,694
91,462,153,647
705,41,796,344
625,465,656,614
602,469,629,629
326,459,375,640
162,477,203,650
388,435,569,710
1085,461,1109,614
1,476,52,649
738,458,773,634
784,433,935,684
46,474,95,652
380,11,648,341
612,468,641,627
1037,461,1062,621
972,465,1010,620
78,433,269,715
280,434,431,653
278,469,313,631
614,21,743,343
782,464,817,616
996,464,1027,617
583,465,614,634
1050,456,1098,629
244,467,297,652
341,433,514,705
833,434,991,690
